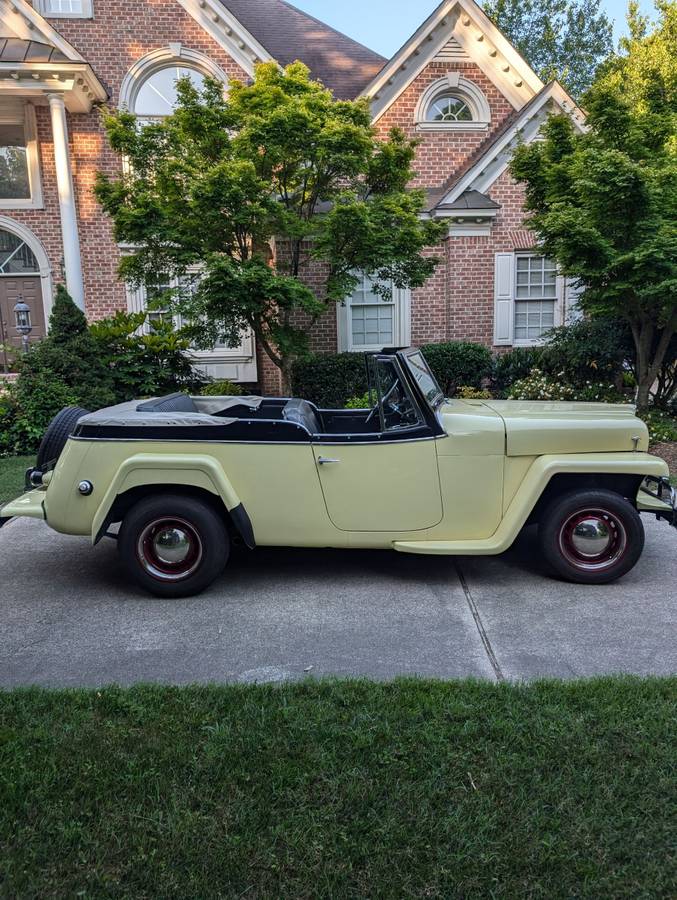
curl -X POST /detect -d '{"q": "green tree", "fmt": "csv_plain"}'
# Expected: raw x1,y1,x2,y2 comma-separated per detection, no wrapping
484,0,613,96
510,1,677,408
95,62,445,390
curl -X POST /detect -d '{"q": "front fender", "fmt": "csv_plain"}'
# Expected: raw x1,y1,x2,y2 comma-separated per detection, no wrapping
90,453,244,544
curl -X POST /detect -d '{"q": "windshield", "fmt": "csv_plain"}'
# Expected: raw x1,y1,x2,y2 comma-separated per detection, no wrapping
367,355,423,432
405,351,444,408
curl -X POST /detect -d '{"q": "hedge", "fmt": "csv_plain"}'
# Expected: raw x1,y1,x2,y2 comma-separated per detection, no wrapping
291,353,368,408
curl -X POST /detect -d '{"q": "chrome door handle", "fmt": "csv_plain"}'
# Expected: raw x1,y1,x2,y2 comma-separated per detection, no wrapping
317,457,341,465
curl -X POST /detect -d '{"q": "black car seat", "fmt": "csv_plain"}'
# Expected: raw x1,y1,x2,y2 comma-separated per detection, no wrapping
282,399,322,435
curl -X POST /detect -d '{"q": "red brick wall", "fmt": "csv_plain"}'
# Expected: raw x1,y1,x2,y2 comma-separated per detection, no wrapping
11,0,250,322
374,62,514,187
5,7,536,393
446,169,529,347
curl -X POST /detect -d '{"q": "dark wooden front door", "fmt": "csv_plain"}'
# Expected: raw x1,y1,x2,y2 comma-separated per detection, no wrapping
0,275,45,362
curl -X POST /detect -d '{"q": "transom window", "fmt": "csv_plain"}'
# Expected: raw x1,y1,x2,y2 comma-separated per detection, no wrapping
427,94,473,123
514,255,557,342
0,229,39,275
134,67,208,119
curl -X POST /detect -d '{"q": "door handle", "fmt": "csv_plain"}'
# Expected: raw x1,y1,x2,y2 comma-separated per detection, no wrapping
317,457,341,465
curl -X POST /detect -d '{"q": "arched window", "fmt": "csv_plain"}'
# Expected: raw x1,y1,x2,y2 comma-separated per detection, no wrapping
426,94,473,123
119,46,229,116
415,74,491,131
0,228,39,274
134,66,208,120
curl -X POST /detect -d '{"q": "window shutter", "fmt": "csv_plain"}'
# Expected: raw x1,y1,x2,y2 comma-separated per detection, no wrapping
565,277,584,322
493,252,514,345
126,284,146,315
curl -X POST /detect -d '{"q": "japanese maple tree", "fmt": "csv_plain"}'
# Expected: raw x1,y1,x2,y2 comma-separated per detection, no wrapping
95,62,444,389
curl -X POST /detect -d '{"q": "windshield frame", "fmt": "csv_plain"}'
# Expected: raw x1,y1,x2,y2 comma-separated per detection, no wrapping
401,349,445,411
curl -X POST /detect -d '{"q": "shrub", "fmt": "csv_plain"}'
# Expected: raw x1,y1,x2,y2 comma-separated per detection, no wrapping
344,392,373,409
0,390,17,456
16,286,116,414
9,375,78,454
8,287,116,452
201,379,243,397
90,312,201,402
419,342,492,397
492,347,543,396
507,369,629,403
291,353,368,408
540,318,632,387
457,385,493,400
639,408,677,444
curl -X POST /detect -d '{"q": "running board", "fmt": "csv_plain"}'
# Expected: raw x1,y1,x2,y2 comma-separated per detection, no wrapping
393,539,502,556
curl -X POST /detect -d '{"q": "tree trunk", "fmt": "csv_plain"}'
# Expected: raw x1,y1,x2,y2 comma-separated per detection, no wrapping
632,315,677,411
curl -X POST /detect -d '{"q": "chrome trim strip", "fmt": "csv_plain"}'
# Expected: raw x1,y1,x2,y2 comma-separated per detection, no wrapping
68,435,446,447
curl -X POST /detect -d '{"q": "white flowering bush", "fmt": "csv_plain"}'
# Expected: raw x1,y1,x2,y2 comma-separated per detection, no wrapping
507,369,628,403
640,409,677,444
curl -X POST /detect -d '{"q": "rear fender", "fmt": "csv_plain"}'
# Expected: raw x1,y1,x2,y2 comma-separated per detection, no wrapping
90,454,252,546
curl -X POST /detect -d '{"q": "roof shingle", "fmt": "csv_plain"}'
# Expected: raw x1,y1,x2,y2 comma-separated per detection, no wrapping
219,0,385,99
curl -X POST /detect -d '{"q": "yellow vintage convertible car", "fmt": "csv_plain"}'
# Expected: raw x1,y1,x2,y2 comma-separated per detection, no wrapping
2,348,674,597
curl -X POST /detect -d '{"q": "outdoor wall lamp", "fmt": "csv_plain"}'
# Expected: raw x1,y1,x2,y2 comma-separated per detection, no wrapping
13,296,32,353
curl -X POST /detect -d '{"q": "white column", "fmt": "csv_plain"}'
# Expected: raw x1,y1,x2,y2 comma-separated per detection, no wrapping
47,93,85,310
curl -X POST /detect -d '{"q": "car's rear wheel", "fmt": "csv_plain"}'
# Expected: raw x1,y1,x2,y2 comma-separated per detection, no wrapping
118,494,229,598
538,489,644,584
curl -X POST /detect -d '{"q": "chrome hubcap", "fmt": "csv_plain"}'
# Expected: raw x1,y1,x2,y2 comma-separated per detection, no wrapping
137,517,203,582
558,508,627,571
153,527,192,565
569,517,612,557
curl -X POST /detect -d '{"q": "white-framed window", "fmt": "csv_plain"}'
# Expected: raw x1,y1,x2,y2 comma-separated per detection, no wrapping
134,66,208,120
0,102,42,210
126,274,258,383
338,272,411,353
35,0,93,18
415,74,490,131
494,253,563,346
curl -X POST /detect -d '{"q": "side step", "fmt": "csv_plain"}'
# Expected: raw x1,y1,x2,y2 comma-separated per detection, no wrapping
393,539,501,556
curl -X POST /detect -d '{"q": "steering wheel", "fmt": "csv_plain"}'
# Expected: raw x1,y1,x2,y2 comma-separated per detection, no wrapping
365,381,401,426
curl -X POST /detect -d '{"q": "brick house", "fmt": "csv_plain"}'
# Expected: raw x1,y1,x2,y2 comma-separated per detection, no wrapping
0,0,584,392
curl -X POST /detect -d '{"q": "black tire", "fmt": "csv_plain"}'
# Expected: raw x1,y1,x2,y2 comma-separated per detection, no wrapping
118,493,230,598
538,489,644,585
36,406,90,469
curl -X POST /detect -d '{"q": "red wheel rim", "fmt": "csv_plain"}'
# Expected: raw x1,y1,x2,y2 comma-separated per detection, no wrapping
558,507,627,572
136,517,203,582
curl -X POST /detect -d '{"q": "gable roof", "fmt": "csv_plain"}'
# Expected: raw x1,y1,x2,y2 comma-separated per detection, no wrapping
218,0,385,98
427,81,585,212
364,0,545,119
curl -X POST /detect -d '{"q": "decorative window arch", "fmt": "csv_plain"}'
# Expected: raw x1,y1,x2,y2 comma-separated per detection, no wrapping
415,74,491,131
118,45,229,113
0,216,54,328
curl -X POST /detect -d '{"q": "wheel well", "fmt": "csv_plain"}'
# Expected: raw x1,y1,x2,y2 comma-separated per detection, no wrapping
526,473,644,525
100,484,241,543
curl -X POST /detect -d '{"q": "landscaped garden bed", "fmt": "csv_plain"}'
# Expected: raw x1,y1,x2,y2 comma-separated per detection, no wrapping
0,678,674,897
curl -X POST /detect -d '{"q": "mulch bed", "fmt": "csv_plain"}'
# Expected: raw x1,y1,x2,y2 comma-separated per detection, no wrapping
651,441,677,477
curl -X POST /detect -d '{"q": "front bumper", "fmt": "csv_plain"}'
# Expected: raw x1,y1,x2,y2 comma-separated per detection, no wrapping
637,476,677,529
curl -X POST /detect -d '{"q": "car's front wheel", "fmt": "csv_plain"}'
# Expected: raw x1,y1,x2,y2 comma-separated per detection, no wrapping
118,494,229,598
538,489,644,584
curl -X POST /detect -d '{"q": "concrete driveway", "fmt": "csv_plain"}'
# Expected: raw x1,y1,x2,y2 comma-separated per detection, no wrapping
1,516,675,687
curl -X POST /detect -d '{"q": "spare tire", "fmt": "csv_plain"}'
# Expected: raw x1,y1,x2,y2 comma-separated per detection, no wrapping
36,406,90,469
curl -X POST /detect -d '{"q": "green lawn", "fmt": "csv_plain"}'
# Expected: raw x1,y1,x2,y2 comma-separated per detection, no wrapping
0,454,32,505
0,678,674,898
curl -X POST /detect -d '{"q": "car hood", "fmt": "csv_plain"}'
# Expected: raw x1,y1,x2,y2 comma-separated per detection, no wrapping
439,400,649,457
